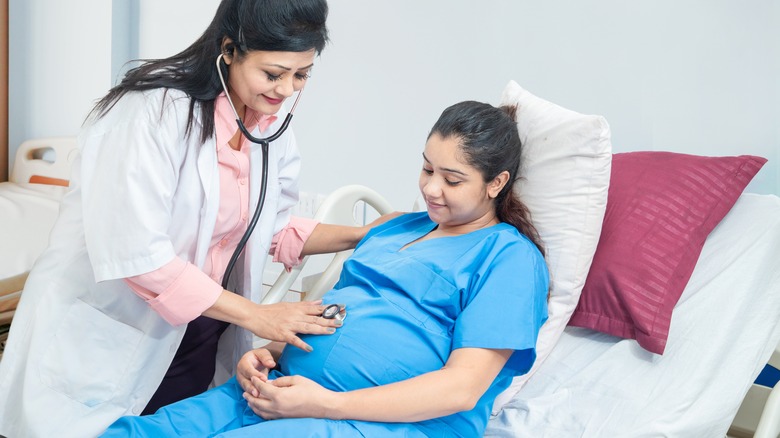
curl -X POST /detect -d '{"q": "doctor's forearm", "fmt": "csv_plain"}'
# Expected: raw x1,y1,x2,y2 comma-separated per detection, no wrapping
202,290,253,327
125,258,223,326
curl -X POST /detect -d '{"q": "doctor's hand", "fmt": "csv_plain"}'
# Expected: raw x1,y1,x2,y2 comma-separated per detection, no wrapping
249,300,340,352
204,292,339,353
243,375,336,420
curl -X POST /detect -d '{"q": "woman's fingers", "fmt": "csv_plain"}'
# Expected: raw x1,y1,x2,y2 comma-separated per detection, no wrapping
244,377,281,419
267,375,295,387
254,348,277,369
236,348,276,396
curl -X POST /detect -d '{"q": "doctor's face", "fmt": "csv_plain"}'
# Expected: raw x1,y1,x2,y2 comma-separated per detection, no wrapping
419,134,503,234
225,49,315,116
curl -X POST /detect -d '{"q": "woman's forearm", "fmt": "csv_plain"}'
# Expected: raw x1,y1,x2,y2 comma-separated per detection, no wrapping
300,223,367,256
326,348,511,423
300,212,404,256
328,368,477,422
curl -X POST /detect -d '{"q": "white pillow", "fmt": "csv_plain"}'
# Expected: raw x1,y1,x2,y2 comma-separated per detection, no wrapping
492,81,612,413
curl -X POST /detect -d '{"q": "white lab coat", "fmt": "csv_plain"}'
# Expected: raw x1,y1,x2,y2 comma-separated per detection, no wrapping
0,88,302,437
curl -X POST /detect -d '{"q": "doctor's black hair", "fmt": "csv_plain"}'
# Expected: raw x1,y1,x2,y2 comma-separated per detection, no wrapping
427,101,545,256
88,0,329,144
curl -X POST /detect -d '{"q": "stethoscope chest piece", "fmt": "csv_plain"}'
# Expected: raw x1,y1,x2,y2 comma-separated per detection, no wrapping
321,303,347,322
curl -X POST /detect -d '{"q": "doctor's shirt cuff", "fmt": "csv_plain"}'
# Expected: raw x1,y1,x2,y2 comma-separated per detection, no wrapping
124,258,223,326
271,216,319,272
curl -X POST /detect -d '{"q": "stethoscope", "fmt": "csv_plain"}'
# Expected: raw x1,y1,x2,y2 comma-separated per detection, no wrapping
215,53,305,290
216,53,344,322
321,304,347,321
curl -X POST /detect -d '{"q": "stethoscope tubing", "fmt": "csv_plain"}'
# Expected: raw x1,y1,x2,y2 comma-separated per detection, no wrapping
221,141,269,290
215,53,302,290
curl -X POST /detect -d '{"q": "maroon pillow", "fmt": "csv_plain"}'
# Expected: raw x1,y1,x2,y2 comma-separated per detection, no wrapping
568,152,767,354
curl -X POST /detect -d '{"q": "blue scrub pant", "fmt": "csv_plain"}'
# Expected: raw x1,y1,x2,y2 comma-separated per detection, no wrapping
101,377,431,437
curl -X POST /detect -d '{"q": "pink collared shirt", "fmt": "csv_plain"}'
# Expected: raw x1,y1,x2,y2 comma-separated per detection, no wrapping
124,93,317,326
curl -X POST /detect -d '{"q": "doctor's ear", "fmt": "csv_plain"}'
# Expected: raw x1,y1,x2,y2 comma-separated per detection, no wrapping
221,38,236,63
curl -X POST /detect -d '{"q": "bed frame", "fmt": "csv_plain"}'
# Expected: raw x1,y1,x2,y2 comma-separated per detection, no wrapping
9,136,77,186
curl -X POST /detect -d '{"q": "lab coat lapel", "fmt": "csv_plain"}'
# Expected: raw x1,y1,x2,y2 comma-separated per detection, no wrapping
195,140,220,269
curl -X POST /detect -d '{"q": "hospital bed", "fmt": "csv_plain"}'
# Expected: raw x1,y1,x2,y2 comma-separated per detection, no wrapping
0,137,76,351
264,82,780,437
272,185,780,438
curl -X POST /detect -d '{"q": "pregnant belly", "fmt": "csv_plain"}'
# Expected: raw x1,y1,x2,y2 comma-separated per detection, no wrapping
276,292,450,391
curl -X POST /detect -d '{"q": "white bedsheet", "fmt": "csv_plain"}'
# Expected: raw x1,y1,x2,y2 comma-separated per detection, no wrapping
0,181,66,279
486,193,780,437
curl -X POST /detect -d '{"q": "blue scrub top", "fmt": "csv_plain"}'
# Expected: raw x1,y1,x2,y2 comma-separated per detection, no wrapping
277,212,549,437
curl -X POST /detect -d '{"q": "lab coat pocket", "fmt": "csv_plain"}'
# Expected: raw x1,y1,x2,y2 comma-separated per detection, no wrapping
39,299,143,407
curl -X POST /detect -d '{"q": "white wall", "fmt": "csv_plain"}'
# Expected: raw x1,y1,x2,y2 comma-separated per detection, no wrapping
9,0,779,210
8,0,113,159
297,0,780,209
135,0,215,60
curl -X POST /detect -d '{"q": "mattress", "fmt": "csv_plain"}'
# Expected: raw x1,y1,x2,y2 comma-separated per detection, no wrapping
485,194,780,437
0,181,66,279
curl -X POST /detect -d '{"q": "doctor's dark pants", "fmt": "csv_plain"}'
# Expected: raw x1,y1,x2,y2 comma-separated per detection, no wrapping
141,315,229,415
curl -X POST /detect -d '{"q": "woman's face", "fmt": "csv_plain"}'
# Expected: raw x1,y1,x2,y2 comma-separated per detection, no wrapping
419,133,507,234
225,49,315,116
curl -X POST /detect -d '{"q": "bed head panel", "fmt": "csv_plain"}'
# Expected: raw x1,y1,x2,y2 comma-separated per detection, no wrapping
10,137,78,186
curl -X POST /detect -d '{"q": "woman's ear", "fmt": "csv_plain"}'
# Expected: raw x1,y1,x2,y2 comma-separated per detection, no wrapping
221,37,235,64
488,171,511,199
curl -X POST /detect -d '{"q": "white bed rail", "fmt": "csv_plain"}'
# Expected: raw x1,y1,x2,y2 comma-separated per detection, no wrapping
261,184,394,305
10,137,78,186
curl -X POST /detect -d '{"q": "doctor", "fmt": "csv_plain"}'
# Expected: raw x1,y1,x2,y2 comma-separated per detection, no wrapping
0,0,375,436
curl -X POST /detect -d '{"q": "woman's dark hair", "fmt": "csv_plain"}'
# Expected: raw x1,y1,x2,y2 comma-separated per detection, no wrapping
89,0,329,143
428,101,545,256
